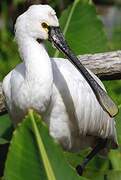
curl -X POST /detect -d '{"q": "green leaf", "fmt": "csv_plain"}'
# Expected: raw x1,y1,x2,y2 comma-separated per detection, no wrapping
29,110,56,180
47,0,109,57
60,0,109,54
106,171,121,180
85,170,121,180
54,0,80,57
118,104,121,109
4,110,87,180
108,108,121,172
0,115,13,177
0,115,13,142
110,26,121,50
103,80,121,173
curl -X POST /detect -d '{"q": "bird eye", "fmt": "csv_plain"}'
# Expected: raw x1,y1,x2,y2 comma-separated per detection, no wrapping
41,22,49,29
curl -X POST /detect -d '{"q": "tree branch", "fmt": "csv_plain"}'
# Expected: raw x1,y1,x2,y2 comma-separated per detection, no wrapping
78,50,121,80
0,50,121,115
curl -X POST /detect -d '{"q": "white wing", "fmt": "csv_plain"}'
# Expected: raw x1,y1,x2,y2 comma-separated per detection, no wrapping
2,63,25,123
51,58,117,146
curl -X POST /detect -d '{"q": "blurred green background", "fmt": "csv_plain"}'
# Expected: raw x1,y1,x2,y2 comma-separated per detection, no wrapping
0,0,121,179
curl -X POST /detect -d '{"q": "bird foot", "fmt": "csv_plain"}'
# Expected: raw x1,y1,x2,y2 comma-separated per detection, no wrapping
76,165,84,176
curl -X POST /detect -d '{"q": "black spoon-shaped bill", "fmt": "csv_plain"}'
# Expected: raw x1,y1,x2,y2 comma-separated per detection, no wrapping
48,26,118,118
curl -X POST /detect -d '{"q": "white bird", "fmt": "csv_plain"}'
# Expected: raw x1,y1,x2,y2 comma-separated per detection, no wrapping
2,5,118,175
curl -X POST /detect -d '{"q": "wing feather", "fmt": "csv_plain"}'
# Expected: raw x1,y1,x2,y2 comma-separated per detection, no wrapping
52,58,117,145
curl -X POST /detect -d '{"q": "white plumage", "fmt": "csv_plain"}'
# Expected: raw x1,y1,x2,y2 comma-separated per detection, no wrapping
3,5,117,152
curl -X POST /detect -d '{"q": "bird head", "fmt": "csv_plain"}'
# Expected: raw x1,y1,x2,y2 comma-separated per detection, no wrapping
15,5,59,40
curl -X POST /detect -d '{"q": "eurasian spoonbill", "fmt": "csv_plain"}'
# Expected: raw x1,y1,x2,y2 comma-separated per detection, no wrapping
2,5,118,175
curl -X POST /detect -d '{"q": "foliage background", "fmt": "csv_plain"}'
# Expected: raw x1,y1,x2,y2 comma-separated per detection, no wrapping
0,0,121,179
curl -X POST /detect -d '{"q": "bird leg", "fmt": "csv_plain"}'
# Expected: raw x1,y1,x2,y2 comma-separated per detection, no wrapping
76,138,107,176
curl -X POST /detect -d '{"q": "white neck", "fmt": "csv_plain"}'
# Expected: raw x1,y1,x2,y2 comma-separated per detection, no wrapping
16,35,53,112
17,35,53,84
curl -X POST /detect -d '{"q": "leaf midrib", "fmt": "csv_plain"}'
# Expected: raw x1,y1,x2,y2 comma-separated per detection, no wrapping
29,109,56,180
54,0,80,58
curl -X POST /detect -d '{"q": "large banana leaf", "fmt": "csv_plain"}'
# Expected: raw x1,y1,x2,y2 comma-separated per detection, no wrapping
47,0,109,57
4,110,87,180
